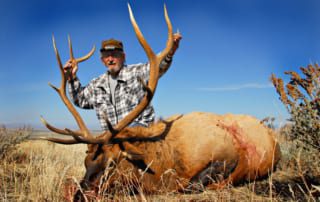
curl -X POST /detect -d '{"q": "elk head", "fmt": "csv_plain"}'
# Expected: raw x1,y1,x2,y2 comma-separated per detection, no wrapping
40,4,173,200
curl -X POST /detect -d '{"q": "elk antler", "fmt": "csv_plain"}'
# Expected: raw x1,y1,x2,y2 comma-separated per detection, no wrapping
41,4,173,145
92,3,174,143
40,36,96,144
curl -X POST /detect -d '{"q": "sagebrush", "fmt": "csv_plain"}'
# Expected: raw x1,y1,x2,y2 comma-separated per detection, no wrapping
271,64,320,199
0,126,31,158
271,63,320,152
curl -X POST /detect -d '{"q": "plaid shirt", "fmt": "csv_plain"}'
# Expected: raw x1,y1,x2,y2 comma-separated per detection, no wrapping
68,60,171,131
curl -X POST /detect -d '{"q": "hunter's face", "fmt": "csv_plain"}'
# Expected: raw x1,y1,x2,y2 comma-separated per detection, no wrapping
101,50,125,74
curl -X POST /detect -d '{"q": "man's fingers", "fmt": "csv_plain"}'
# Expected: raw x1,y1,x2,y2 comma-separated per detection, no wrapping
64,59,76,67
173,33,182,43
63,61,72,69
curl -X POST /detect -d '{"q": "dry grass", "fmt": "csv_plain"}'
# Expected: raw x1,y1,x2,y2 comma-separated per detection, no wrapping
0,130,319,201
0,133,87,201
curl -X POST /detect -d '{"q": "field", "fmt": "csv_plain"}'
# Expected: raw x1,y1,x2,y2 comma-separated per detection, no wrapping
0,127,319,201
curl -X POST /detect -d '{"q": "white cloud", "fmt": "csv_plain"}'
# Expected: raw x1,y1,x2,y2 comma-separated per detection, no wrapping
196,83,273,92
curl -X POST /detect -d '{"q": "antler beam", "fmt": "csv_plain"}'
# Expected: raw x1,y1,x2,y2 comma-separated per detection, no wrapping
96,4,174,143
41,4,173,145
40,36,96,143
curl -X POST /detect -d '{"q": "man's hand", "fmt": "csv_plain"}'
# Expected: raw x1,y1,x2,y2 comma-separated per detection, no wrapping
168,31,182,57
63,59,78,81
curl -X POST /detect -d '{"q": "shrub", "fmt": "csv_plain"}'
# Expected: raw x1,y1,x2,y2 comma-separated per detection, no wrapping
271,64,320,152
271,66,320,200
0,126,32,158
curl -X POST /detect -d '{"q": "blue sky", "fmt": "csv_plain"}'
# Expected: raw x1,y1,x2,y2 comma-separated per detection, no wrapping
1,0,320,129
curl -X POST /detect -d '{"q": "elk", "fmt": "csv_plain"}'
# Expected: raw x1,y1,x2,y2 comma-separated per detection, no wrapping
40,4,281,201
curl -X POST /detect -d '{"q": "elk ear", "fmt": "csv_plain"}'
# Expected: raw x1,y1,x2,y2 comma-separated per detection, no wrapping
127,158,155,175
122,142,155,175
122,142,144,160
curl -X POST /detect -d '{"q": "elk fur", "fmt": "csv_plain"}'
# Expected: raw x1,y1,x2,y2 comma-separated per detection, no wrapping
83,112,280,194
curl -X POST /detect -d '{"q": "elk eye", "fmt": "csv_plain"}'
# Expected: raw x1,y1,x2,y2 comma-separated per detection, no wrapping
86,150,89,154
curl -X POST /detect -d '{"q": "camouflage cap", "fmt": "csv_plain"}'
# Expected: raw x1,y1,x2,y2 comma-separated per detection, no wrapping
100,39,124,52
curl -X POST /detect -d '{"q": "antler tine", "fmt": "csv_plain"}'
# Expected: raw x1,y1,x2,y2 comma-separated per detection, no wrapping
68,35,96,63
52,35,65,81
127,3,173,89
128,3,155,61
157,4,174,61
41,116,74,136
77,46,96,63
37,136,83,145
41,35,94,141
96,4,174,143
68,35,75,60
37,130,108,145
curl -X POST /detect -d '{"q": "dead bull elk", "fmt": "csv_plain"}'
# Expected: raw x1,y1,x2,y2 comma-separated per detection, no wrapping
40,4,281,200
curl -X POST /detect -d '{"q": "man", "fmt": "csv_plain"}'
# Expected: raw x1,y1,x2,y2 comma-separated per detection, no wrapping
64,33,182,131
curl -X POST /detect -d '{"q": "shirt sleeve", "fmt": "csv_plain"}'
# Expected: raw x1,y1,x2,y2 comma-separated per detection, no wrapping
158,57,172,78
68,77,95,109
133,55,173,82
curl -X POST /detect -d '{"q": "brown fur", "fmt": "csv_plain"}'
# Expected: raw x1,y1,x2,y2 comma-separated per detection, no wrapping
78,112,281,198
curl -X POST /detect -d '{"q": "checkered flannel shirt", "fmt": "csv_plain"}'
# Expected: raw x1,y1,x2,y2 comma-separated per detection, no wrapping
68,60,171,131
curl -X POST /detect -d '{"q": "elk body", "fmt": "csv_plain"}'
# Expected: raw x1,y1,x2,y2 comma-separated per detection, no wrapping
40,4,281,200
90,112,280,194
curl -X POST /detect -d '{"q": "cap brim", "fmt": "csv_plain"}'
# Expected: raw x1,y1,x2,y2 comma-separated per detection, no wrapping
100,47,123,52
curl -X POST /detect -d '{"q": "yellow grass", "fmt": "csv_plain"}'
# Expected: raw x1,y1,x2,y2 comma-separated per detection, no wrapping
0,130,319,201
0,139,86,201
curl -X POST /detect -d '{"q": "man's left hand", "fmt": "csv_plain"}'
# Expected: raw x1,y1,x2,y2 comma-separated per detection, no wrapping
168,31,182,57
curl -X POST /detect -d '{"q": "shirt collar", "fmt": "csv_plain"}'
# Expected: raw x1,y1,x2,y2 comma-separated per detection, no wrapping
96,65,128,88
107,65,127,82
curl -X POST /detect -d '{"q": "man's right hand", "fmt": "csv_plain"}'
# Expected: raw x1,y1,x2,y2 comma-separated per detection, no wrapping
63,59,78,81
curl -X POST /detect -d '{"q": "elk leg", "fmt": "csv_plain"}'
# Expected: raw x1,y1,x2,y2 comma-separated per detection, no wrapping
185,160,238,192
